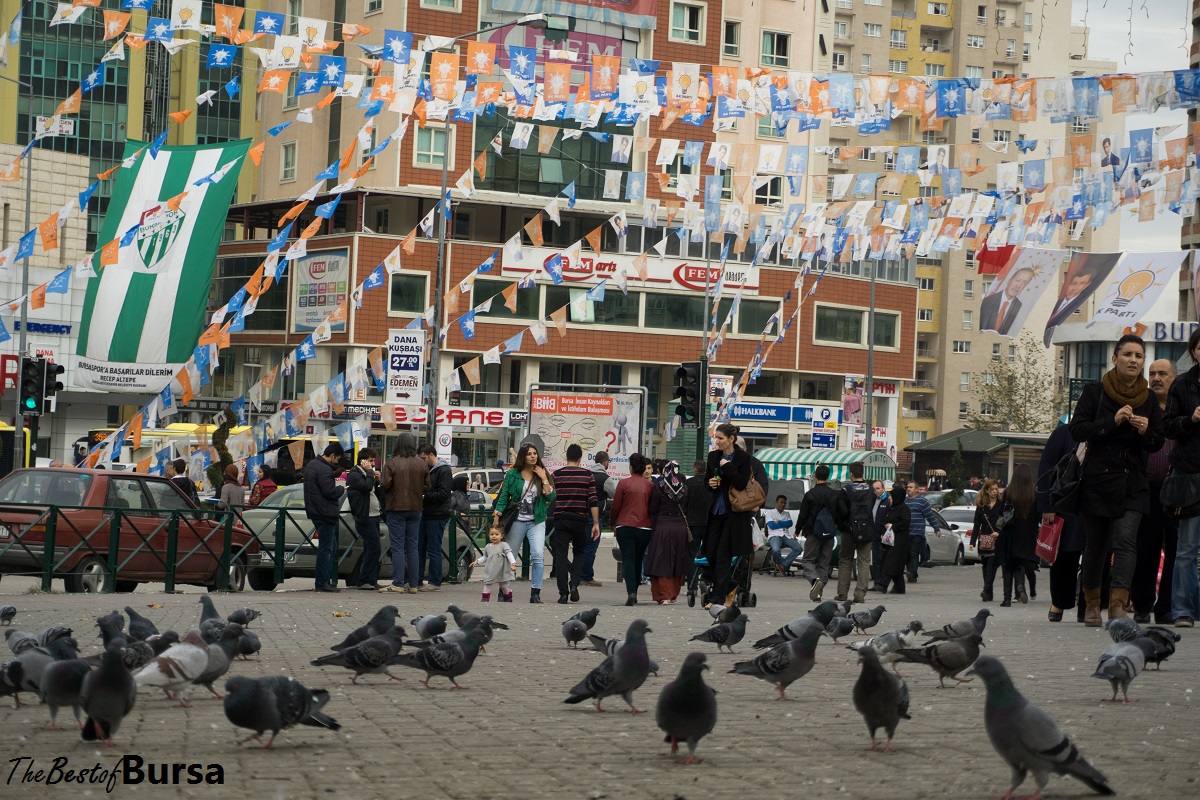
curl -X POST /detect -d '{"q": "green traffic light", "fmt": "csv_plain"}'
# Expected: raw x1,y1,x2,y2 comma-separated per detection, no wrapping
23,397,38,410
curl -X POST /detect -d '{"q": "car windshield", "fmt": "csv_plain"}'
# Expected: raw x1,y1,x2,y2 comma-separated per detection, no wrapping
257,485,298,508
0,471,93,506
940,509,975,524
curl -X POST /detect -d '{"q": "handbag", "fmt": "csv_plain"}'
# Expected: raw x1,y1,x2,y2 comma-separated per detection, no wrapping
976,509,998,552
1160,471,1200,519
1050,443,1087,514
729,476,766,513
881,526,895,546
1036,517,1064,564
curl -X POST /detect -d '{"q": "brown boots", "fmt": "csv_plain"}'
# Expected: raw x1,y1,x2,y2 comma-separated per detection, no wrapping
1108,588,1130,621
1083,587,1102,627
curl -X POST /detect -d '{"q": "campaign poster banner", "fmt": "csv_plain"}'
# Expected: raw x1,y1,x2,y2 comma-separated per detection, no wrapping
977,247,1065,338
528,390,643,479
1087,251,1189,329
292,249,349,332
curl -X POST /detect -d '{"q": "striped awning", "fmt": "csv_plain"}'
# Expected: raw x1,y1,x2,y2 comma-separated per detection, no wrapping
755,448,897,483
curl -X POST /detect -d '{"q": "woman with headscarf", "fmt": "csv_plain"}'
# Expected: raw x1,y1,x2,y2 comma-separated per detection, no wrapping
217,464,245,511
644,460,691,604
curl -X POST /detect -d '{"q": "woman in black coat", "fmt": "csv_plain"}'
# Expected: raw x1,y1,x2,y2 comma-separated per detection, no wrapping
703,423,754,606
1036,423,1094,622
1068,334,1164,626
1162,326,1200,627
971,479,1003,602
993,464,1039,607
879,484,911,594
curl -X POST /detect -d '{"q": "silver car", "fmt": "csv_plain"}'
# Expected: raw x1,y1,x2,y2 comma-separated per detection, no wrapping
910,506,964,565
938,505,980,564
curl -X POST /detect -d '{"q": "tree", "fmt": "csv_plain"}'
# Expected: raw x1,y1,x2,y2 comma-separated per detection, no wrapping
942,440,966,508
968,332,1063,433
204,418,235,494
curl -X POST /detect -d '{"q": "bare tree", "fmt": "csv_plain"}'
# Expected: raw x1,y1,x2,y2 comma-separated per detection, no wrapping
968,333,1063,433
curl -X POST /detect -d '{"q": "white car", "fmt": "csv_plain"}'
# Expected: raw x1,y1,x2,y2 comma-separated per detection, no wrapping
938,505,981,564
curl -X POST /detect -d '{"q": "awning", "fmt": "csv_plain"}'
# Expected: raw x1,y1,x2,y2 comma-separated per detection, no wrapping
755,448,897,483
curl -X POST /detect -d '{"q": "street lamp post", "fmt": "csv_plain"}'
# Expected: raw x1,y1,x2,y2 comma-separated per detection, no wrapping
2,74,34,466
424,14,549,444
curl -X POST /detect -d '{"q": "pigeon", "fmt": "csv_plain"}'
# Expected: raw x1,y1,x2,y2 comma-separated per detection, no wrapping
146,631,181,656
752,601,840,649
656,652,717,765
37,626,74,647
567,608,600,630
922,609,991,643
564,619,653,712
198,595,227,644
96,611,124,642
585,633,659,675
80,641,137,747
708,603,742,625
4,628,37,655
896,633,984,688
2,637,80,700
310,626,406,683
124,607,159,642
731,624,824,701
969,656,1114,798
1103,617,1145,643
330,606,399,651
1140,626,1180,669
227,608,261,627
224,675,340,748
0,606,15,626
690,614,749,653
39,658,93,730
411,614,447,640
390,627,486,689
447,604,481,629
1091,638,1155,702
853,647,911,752
473,614,508,650
847,620,925,674
236,630,262,660
562,619,588,649
825,617,856,644
84,636,156,673
133,629,210,707
848,605,887,634
195,624,244,699
836,599,853,617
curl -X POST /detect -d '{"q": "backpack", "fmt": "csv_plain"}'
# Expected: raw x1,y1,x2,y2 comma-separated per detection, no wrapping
812,505,837,539
843,483,875,545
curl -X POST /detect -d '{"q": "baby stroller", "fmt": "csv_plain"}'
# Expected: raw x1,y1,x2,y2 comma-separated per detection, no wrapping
686,553,757,608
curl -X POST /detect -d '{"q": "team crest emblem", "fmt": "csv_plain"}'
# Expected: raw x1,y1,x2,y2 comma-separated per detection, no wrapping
136,204,185,270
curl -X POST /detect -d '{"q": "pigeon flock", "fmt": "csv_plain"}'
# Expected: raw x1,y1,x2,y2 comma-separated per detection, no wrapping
0,588,1187,795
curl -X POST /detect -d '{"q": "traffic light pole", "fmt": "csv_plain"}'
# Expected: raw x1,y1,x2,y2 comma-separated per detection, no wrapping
697,238,714,465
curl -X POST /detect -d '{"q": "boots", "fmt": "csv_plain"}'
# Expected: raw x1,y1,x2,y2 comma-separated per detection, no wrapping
1108,588,1129,621
529,588,542,604
1084,587,1102,627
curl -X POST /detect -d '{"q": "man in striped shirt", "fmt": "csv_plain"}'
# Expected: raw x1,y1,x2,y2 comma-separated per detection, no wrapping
551,443,601,604
904,482,942,584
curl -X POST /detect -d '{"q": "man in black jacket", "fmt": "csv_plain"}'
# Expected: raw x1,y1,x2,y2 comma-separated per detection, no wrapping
169,458,199,505
684,460,711,556
417,443,454,591
305,443,346,592
346,448,383,590
869,480,890,592
579,451,614,587
796,465,848,602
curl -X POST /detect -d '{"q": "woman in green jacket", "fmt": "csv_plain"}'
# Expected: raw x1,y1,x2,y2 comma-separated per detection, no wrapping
492,443,556,603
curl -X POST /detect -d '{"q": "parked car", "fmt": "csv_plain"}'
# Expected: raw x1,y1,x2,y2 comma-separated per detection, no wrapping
238,484,476,591
938,505,981,564
455,468,505,497
0,468,257,592
466,489,491,513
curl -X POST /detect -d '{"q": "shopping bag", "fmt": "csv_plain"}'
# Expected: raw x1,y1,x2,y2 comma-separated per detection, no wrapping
1036,517,1064,565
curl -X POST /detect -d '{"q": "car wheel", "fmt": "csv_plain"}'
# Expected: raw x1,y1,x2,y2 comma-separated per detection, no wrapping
74,556,110,594
115,581,139,593
455,545,475,583
954,545,964,566
248,569,279,592
208,557,247,593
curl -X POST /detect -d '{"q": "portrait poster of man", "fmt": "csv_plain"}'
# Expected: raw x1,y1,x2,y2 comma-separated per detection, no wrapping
978,248,1065,337
1042,251,1121,345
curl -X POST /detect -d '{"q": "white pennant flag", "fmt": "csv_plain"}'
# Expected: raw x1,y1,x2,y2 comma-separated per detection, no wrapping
482,345,502,365
102,39,126,64
160,38,195,56
383,245,402,274
455,170,475,198
196,89,218,106
49,4,87,27
530,321,548,345
543,197,561,226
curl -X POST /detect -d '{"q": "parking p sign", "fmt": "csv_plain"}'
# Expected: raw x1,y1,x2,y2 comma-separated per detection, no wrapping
386,329,426,404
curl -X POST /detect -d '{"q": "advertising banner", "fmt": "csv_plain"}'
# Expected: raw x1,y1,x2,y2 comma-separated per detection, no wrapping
292,249,349,332
528,390,642,478
385,329,425,404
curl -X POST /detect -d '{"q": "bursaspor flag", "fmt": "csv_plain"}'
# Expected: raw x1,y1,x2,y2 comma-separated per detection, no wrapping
75,139,250,391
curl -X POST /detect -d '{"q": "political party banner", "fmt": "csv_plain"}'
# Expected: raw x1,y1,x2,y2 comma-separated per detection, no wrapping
1042,251,1122,346
977,247,1065,339
488,0,657,30
75,139,250,392
292,249,349,332
528,390,643,479
1086,251,1189,329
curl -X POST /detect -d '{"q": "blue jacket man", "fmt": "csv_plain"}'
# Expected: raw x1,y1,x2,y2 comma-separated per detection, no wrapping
903,481,941,584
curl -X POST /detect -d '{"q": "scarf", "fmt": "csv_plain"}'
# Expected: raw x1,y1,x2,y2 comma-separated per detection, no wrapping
1101,368,1149,409
660,460,686,503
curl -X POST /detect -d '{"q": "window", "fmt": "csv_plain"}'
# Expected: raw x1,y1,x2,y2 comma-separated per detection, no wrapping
888,59,908,74
738,299,781,335
1008,345,1017,362
918,277,935,291
1070,120,1090,134
756,116,785,138
952,340,971,353
754,176,784,207
993,129,1010,143
865,0,883,4
977,5,987,22
476,279,536,319
983,372,998,386
414,125,451,169
389,274,428,313
421,0,458,8
890,29,907,48
1024,11,1033,31
144,480,192,512
925,37,940,51
859,148,875,162
280,142,296,182
814,306,899,349
971,128,980,142
863,23,882,37
645,293,714,329
992,69,1006,79
834,21,849,39
670,1,705,44
762,31,790,68
908,430,928,443
992,343,1002,360
963,280,974,298
959,402,970,419
967,34,985,48
832,52,847,71
962,310,973,329
965,66,984,79
860,53,871,73
1005,39,1016,58
960,372,970,390
723,20,741,58
1022,43,1030,62
883,152,896,171
283,74,298,110
365,0,383,13
918,308,934,321
980,401,998,416
924,63,945,77
286,0,301,35
546,286,640,326
373,207,390,234
928,2,948,15
359,125,377,168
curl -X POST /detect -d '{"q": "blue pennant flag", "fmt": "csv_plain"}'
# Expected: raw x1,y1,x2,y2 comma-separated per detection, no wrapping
207,44,237,70
585,280,606,302
544,253,564,285
0,318,10,345
296,73,321,96
15,230,35,261
224,75,240,99
682,140,704,168
507,45,537,80
193,345,210,374
119,223,141,247
363,264,384,289
368,134,393,158
227,287,247,314
78,181,99,211
363,99,384,119
315,160,340,180
267,223,293,253
297,336,316,361
253,11,285,36
405,317,423,330
318,56,346,87
562,181,576,208
382,30,412,65
154,444,173,468
121,0,153,8
148,130,169,160
268,121,292,137
477,250,498,273
144,18,171,43
81,64,105,95
1015,139,1038,154
315,195,342,219
158,383,172,411
502,331,524,354
458,310,477,340
630,58,658,75
1129,128,1154,163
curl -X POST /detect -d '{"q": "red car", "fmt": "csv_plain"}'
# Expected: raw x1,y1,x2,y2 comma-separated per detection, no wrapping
0,469,258,592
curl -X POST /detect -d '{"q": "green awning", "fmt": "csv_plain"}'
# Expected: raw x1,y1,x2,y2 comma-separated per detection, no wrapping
754,448,897,483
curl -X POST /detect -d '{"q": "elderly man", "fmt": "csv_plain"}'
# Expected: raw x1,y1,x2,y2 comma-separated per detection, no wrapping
1131,358,1178,623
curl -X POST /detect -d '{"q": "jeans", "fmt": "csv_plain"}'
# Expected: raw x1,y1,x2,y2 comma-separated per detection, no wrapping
579,531,601,582
552,514,590,596
907,535,927,580
768,535,803,570
312,517,340,589
616,525,652,597
1082,510,1141,590
385,510,422,587
1172,514,1200,621
353,517,381,587
418,517,449,587
506,519,546,589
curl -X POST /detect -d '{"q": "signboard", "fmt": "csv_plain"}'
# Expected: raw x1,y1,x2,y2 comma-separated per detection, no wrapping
385,329,425,404
505,246,760,295
528,390,643,479
435,425,453,462
292,249,349,332
389,405,528,427
811,431,837,449
852,426,892,450
35,116,76,138
727,403,843,425
709,374,733,399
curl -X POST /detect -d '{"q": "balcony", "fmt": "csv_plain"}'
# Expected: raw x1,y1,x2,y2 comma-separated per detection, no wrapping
916,346,936,359
835,0,854,9
920,44,952,54
892,10,917,19
902,408,937,419
907,380,938,391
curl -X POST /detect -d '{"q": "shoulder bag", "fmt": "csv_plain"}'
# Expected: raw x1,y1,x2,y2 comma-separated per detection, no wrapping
1049,442,1087,515
1160,470,1200,519
976,511,998,553
729,476,766,513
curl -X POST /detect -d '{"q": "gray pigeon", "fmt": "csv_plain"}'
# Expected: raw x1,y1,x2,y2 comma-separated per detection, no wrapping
825,617,856,644
310,626,406,683
847,620,925,674
567,608,600,630
473,614,508,651
226,608,261,627
195,623,244,699
133,629,210,706
0,606,15,626
922,609,991,643
147,631,181,656
708,603,742,625
198,595,227,644
411,614,447,640
4,628,37,655
2,637,80,700
40,658,93,730
1141,627,1180,670
731,624,824,701
562,619,588,649
224,675,340,749
848,605,887,634
236,630,262,660
37,626,74,647
331,606,399,651
82,637,156,673
124,606,159,641
969,656,1114,797
1104,617,1145,643
752,601,840,649
564,619,652,712
836,599,853,617
80,641,137,747
447,604,481,629
585,633,659,675
853,647,911,752
656,652,717,765
96,611,124,641
1091,638,1154,703
896,633,984,688
690,614,749,653
390,627,486,689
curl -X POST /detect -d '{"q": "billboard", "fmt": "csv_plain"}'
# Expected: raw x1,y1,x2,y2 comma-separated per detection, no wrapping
292,249,349,332
528,390,643,479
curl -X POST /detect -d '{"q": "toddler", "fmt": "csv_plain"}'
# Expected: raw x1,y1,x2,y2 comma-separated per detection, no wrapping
475,526,517,602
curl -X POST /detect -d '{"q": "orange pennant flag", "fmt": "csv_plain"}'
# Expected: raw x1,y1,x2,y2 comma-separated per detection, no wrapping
288,440,306,470
369,76,395,103
590,54,619,97
401,228,417,255
632,252,649,280
523,213,545,247
461,358,481,386
338,139,356,171
466,41,496,76
128,412,144,450
244,263,269,298
261,364,279,390
351,157,374,178
101,10,130,41
473,150,488,181
413,99,428,128
357,57,383,75
38,215,60,251
55,89,82,117
169,110,192,125
341,23,372,40
712,66,736,98
0,158,19,183
258,70,290,94
664,200,682,226
476,81,503,105
314,90,338,110
125,33,148,51
584,225,603,253
177,370,195,406
328,301,348,324
97,163,119,180
218,321,232,349
100,239,120,267
429,52,458,101
198,323,221,346
30,283,48,310
502,282,519,313
278,200,308,225
301,217,324,239
654,171,672,192
537,125,558,155
213,4,244,41
380,404,397,431
135,456,152,473
247,141,265,167
549,306,568,337
543,62,572,103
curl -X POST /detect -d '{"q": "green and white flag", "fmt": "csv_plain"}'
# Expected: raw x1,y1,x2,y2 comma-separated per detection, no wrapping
75,139,250,392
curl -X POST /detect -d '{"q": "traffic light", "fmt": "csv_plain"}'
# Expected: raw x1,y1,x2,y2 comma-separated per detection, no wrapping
674,361,702,426
18,357,46,417
44,362,65,412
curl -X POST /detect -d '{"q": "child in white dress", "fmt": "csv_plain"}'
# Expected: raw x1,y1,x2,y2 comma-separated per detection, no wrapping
475,526,518,602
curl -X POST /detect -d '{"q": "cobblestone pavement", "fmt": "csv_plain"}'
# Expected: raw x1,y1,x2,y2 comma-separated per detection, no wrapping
0,560,1196,800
